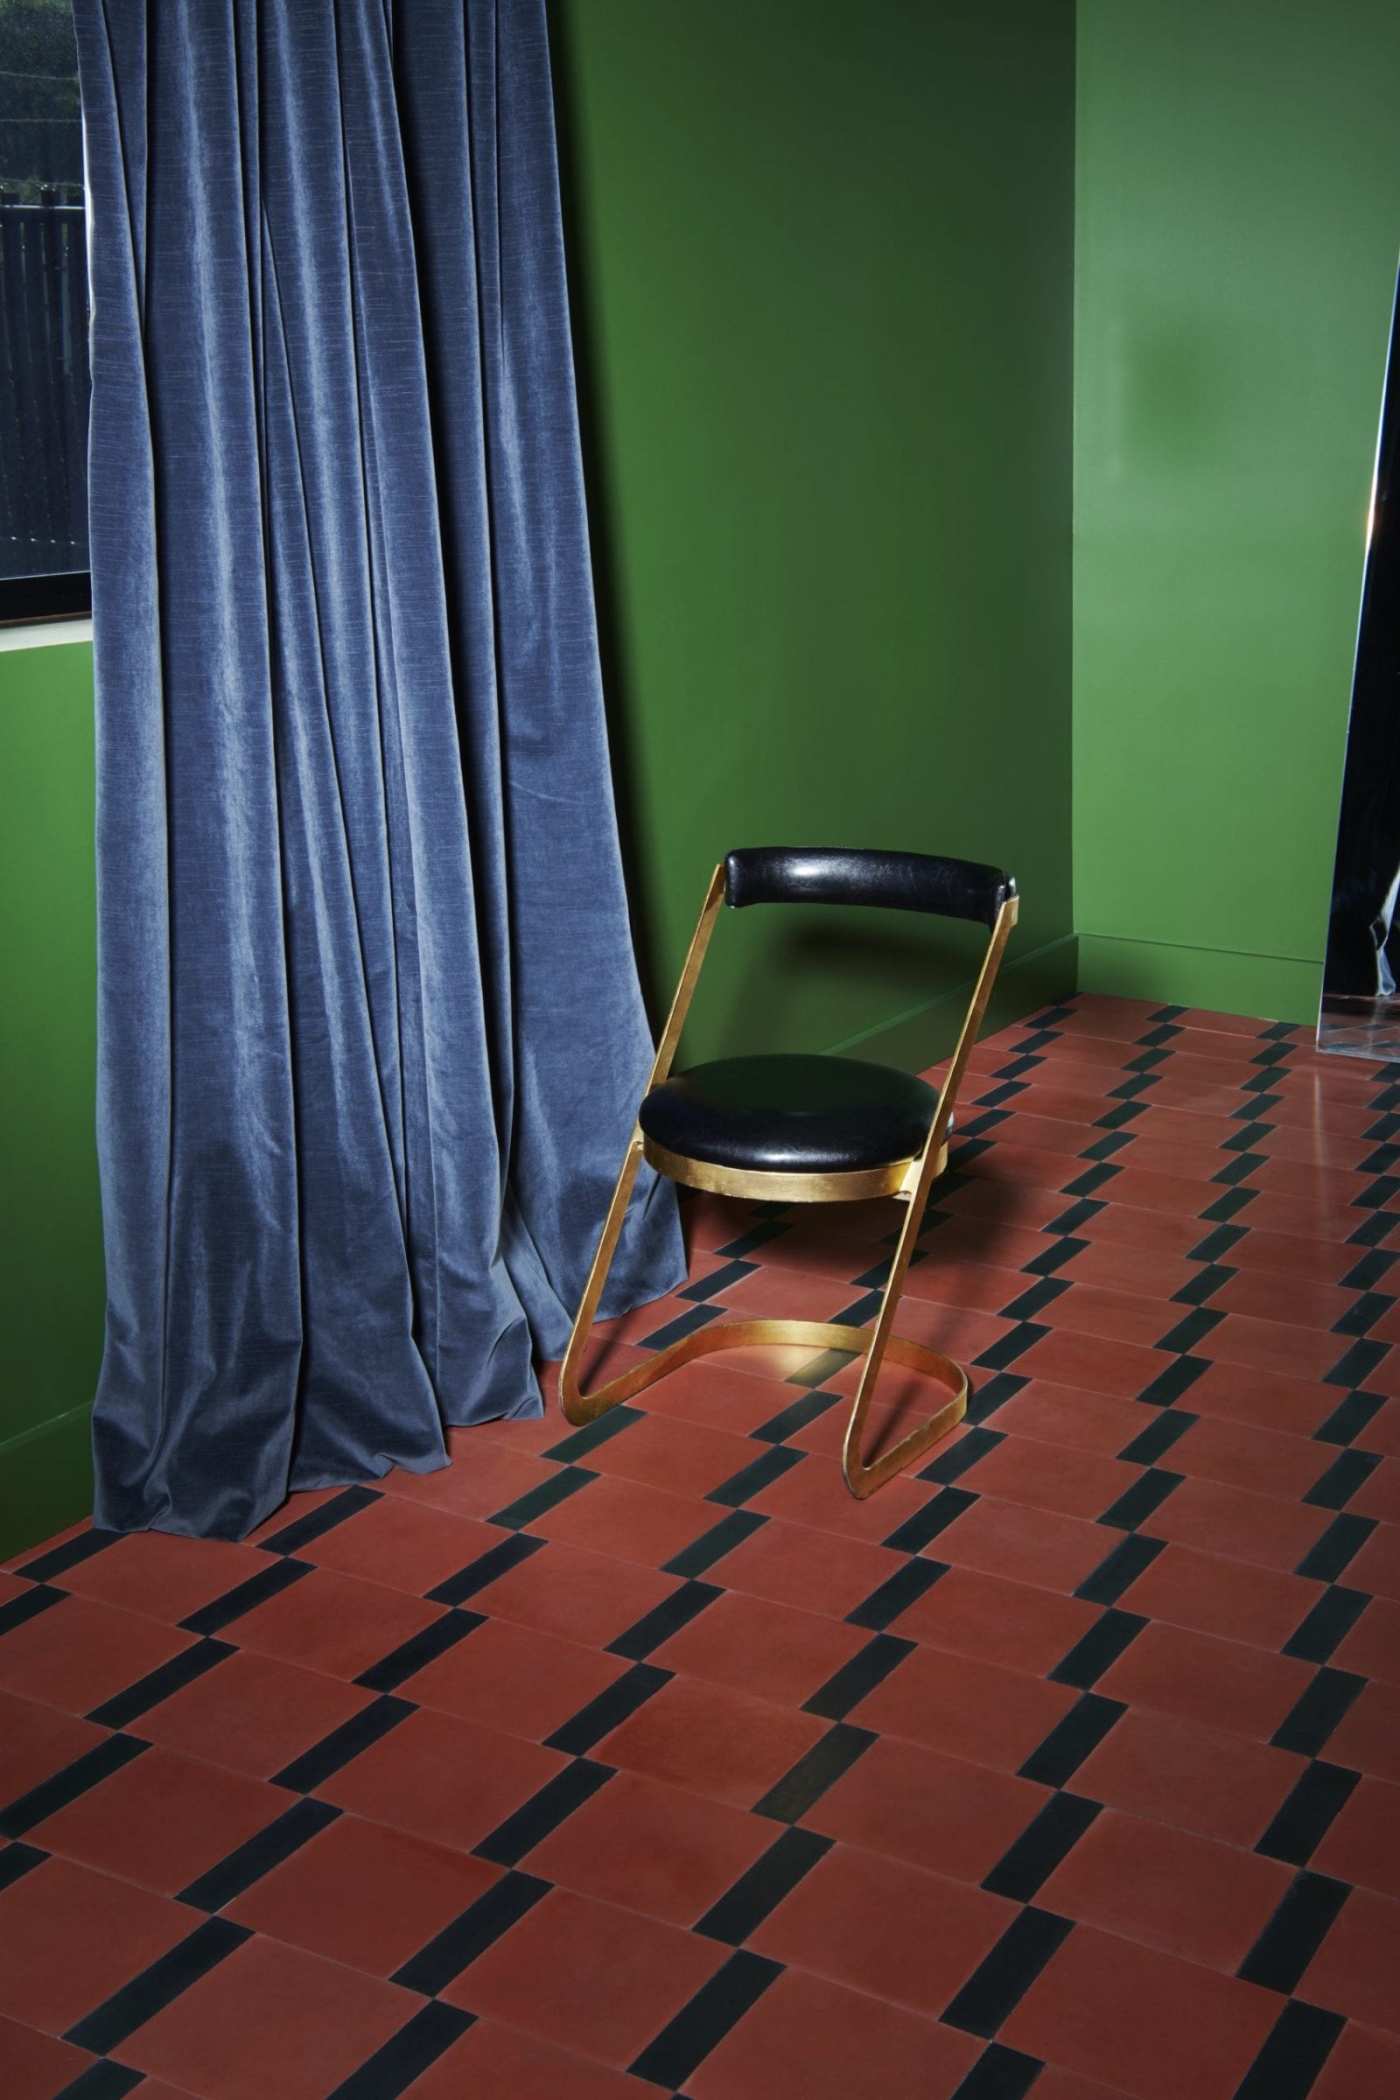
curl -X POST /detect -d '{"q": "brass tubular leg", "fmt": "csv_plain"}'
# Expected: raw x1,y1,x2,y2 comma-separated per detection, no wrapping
558,1132,646,1426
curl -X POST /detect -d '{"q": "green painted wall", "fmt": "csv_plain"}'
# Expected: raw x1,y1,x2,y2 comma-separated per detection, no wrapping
550,0,1077,1062
0,639,101,1555
1073,0,1400,1021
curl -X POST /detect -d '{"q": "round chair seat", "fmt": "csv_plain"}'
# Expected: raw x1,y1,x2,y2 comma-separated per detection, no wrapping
639,1054,937,1177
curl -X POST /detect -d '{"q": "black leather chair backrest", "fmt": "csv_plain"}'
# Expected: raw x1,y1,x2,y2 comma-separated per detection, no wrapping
724,848,1015,929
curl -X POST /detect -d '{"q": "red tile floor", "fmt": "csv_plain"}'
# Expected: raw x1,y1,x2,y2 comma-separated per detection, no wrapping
4,992,1400,2100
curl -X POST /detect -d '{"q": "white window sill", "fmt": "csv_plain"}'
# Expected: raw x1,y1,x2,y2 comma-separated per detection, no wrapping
0,618,93,653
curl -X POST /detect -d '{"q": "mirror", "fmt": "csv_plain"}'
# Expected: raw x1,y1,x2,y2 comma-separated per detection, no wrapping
1319,264,1400,1058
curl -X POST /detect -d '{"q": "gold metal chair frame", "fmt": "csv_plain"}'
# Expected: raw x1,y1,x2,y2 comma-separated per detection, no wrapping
560,864,1019,1497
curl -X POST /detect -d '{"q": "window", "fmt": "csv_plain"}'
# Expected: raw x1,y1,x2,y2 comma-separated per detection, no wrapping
0,0,88,624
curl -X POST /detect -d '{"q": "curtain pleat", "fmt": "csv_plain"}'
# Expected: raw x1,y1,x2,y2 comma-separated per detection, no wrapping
74,0,683,1538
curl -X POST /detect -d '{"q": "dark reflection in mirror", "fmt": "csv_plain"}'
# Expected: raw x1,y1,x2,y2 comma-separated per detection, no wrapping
1320,266,1400,1058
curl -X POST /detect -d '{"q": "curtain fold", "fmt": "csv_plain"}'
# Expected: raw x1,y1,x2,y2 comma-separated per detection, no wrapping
73,0,683,1540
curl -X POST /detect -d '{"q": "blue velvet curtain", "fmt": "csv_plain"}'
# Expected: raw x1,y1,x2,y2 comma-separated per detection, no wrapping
73,0,683,1539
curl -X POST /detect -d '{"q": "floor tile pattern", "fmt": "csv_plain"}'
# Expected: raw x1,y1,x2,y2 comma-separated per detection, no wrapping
4,994,1400,2097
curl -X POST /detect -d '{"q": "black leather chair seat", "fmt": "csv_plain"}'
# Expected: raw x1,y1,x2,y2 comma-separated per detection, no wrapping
639,1054,937,1175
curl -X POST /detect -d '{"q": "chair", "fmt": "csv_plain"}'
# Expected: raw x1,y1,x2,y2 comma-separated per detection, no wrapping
560,847,1019,1497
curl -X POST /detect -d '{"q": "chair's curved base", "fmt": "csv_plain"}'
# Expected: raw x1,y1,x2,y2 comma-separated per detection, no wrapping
559,1315,968,1500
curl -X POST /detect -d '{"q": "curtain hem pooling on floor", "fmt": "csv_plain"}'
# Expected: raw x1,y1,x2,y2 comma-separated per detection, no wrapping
73,0,684,1540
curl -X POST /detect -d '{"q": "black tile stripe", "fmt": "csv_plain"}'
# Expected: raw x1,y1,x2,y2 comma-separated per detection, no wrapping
751,1388,841,1444
64,1916,250,2053
982,1791,1100,1903
642,1302,727,1350
966,1373,1030,1425
827,1289,885,1327
681,1257,759,1303
354,1609,482,1693
87,1636,233,1728
0,1582,64,1637
178,1797,341,1910
659,1508,765,1581
941,1906,1073,2038
1325,1338,1388,1389
1136,1354,1208,1407
1171,1264,1234,1307
258,1485,380,1555
1340,1248,1397,1291
1304,1448,1381,1510
1048,1609,1146,1690
1296,1513,1375,1582
0,1732,148,1839
1282,1587,1371,1665
803,1633,913,1721
1098,1468,1181,1531
426,1529,545,1605
920,1425,1004,1485
696,1826,832,1944
1211,1153,1265,1188
272,1694,414,1792
544,1660,669,1755
1271,1668,1367,1758
973,1322,1048,1372
489,1464,596,1531
1156,1308,1224,1353
1237,1871,1351,1993
1201,1187,1256,1224
1023,1236,1084,1277
180,1554,312,1635
1255,1762,1360,1868
474,1757,615,1868
1063,1164,1120,1200
1118,1410,1194,1466
629,1949,781,2089
16,1527,119,1582
1314,1389,1386,1446
391,1870,549,1996
884,1483,976,1553
785,1346,859,1389
324,2001,474,2100
847,1553,947,1631
1233,1999,1345,2100
543,1402,643,1462
948,2042,1045,2100
53,2065,144,2100
1076,1532,1163,1606
609,1580,721,1661
707,1443,805,1509
0,1839,45,1892
1019,1693,1124,1788
1331,1290,1392,1338
716,1219,792,1259
1000,1278,1069,1322
754,1722,875,1822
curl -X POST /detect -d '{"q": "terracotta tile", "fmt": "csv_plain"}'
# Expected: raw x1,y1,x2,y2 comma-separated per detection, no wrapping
887,1563,1101,1677
597,1672,828,1809
1219,1227,1358,1287
1313,1774,1400,1901
585,1412,761,1502
400,1615,628,1740
1109,1135,1233,1183
521,1470,720,1569
0,1855,192,2034
745,1450,933,1544
1040,1807,1291,1971
526,1768,773,1925
852,1643,1078,1773
441,1883,726,2063
651,1588,869,1707
467,1536,682,1648
1361,1401,1400,1459
1015,1328,1174,1402
407,2019,657,2100
930,1495,1114,1595
1334,1595,1400,1686
990,1380,1148,1456
838,1293,1014,1372
0,1688,107,1806
716,1262,868,1324
375,1437,557,1520
1192,1311,1341,1384
1350,1458,1400,1526
1347,1520,1400,1602
1074,1707,1304,1847
113,1932,417,2100
688,1964,979,2100
52,1531,267,1625
946,1433,1137,1520
1041,1280,1192,1350
1299,1884,1400,2035
1072,1203,1218,1258
1117,1543,1322,1650
0,2015,94,2100
627,1353,795,1437
227,1815,499,1975
1165,1415,1333,1503
1146,1475,1332,1575
750,1841,1015,2014
802,1731,1046,1884
0,1593,192,1716
1211,1267,1360,1332
32,1745,286,1896
316,1706,566,1853
1311,2019,1400,2100
1099,1620,1312,1742
1001,1922,1279,2100
899,1253,1026,1316
704,1515,899,1621
135,1649,373,1779
1055,1244,1200,1306
1182,1360,1339,1440
227,1565,446,1681
1326,1677,1400,1785
295,1494,497,1595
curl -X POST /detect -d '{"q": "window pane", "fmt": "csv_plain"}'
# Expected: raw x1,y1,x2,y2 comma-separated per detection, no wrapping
0,0,89,599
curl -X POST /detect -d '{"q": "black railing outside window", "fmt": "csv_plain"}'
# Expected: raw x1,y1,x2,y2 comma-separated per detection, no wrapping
0,0,89,622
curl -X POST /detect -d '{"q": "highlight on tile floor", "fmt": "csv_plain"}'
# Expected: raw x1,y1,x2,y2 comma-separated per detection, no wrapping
4,993,1400,2100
